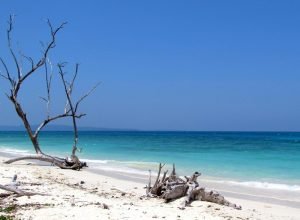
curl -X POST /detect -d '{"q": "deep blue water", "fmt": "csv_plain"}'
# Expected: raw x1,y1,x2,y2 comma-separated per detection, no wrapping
0,131,300,186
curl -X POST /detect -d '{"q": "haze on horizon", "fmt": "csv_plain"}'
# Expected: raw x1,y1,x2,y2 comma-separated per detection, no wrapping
0,1,300,132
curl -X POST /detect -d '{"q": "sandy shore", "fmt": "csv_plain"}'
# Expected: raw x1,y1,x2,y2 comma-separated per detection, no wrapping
0,156,300,220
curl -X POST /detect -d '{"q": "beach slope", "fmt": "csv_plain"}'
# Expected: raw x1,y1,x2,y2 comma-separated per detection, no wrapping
0,156,299,220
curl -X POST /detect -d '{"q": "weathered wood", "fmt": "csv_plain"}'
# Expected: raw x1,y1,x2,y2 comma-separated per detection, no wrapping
163,184,188,201
161,170,168,183
0,175,48,197
0,184,36,196
181,181,198,207
169,163,177,182
147,163,242,210
4,154,87,170
192,188,241,209
0,15,97,170
150,163,165,195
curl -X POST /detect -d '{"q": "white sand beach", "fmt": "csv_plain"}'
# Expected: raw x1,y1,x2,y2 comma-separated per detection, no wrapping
0,155,299,220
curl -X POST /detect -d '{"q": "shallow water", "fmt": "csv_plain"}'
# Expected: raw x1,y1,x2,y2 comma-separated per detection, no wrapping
1,131,300,191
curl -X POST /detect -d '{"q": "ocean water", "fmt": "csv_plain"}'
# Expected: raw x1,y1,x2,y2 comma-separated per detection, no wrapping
0,131,300,191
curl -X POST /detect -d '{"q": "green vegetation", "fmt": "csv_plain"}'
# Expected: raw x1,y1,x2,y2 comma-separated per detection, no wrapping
0,215,13,220
0,204,16,220
0,205,16,213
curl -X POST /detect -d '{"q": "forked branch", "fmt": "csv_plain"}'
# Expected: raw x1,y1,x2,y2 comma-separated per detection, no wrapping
146,163,242,210
0,15,96,170
58,63,98,156
13,19,67,97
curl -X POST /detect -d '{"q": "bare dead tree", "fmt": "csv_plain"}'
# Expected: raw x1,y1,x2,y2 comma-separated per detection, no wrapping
0,15,98,170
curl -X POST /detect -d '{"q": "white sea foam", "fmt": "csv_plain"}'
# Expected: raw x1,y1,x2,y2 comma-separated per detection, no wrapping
91,164,150,176
82,160,300,191
217,180,300,191
81,159,156,165
117,160,158,165
84,158,155,175
80,158,109,164
0,147,32,155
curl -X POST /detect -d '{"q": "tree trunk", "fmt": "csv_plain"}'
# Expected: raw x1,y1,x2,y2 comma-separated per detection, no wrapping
4,153,86,170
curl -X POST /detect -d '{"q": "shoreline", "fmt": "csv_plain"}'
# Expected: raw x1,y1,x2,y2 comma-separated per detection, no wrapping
1,155,300,219
2,148,300,185
1,150,300,209
87,167,300,209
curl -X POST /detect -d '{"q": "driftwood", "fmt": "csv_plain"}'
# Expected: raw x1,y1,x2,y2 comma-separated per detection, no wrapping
5,155,87,170
146,163,241,210
0,175,47,197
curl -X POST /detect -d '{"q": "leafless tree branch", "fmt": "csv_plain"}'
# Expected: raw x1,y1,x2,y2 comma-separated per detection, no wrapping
7,15,22,80
58,63,79,155
13,20,67,97
75,81,100,112
0,57,15,87
1,15,92,170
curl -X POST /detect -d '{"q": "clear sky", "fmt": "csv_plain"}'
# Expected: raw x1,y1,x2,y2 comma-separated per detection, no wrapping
0,1,299,131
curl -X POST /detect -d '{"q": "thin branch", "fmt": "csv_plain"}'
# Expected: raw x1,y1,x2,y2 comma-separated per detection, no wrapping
44,58,53,118
39,96,48,102
58,63,79,154
69,63,79,94
151,163,165,194
14,20,67,96
21,54,34,70
0,73,9,80
7,15,21,79
63,63,78,112
0,57,15,87
34,112,69,137
74,81,100,112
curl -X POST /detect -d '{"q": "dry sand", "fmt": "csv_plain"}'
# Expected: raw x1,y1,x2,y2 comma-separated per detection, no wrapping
0,156,299,220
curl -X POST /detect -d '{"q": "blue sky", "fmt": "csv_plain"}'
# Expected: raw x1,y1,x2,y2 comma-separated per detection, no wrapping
0,1,300,131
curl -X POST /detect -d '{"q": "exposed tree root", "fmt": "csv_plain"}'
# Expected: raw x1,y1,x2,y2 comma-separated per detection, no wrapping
147,163,242,210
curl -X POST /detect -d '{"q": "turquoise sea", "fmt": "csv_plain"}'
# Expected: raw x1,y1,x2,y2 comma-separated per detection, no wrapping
0,131,300,191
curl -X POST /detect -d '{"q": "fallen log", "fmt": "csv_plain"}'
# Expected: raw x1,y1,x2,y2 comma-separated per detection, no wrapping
4,154,87,170
146,163,241,210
